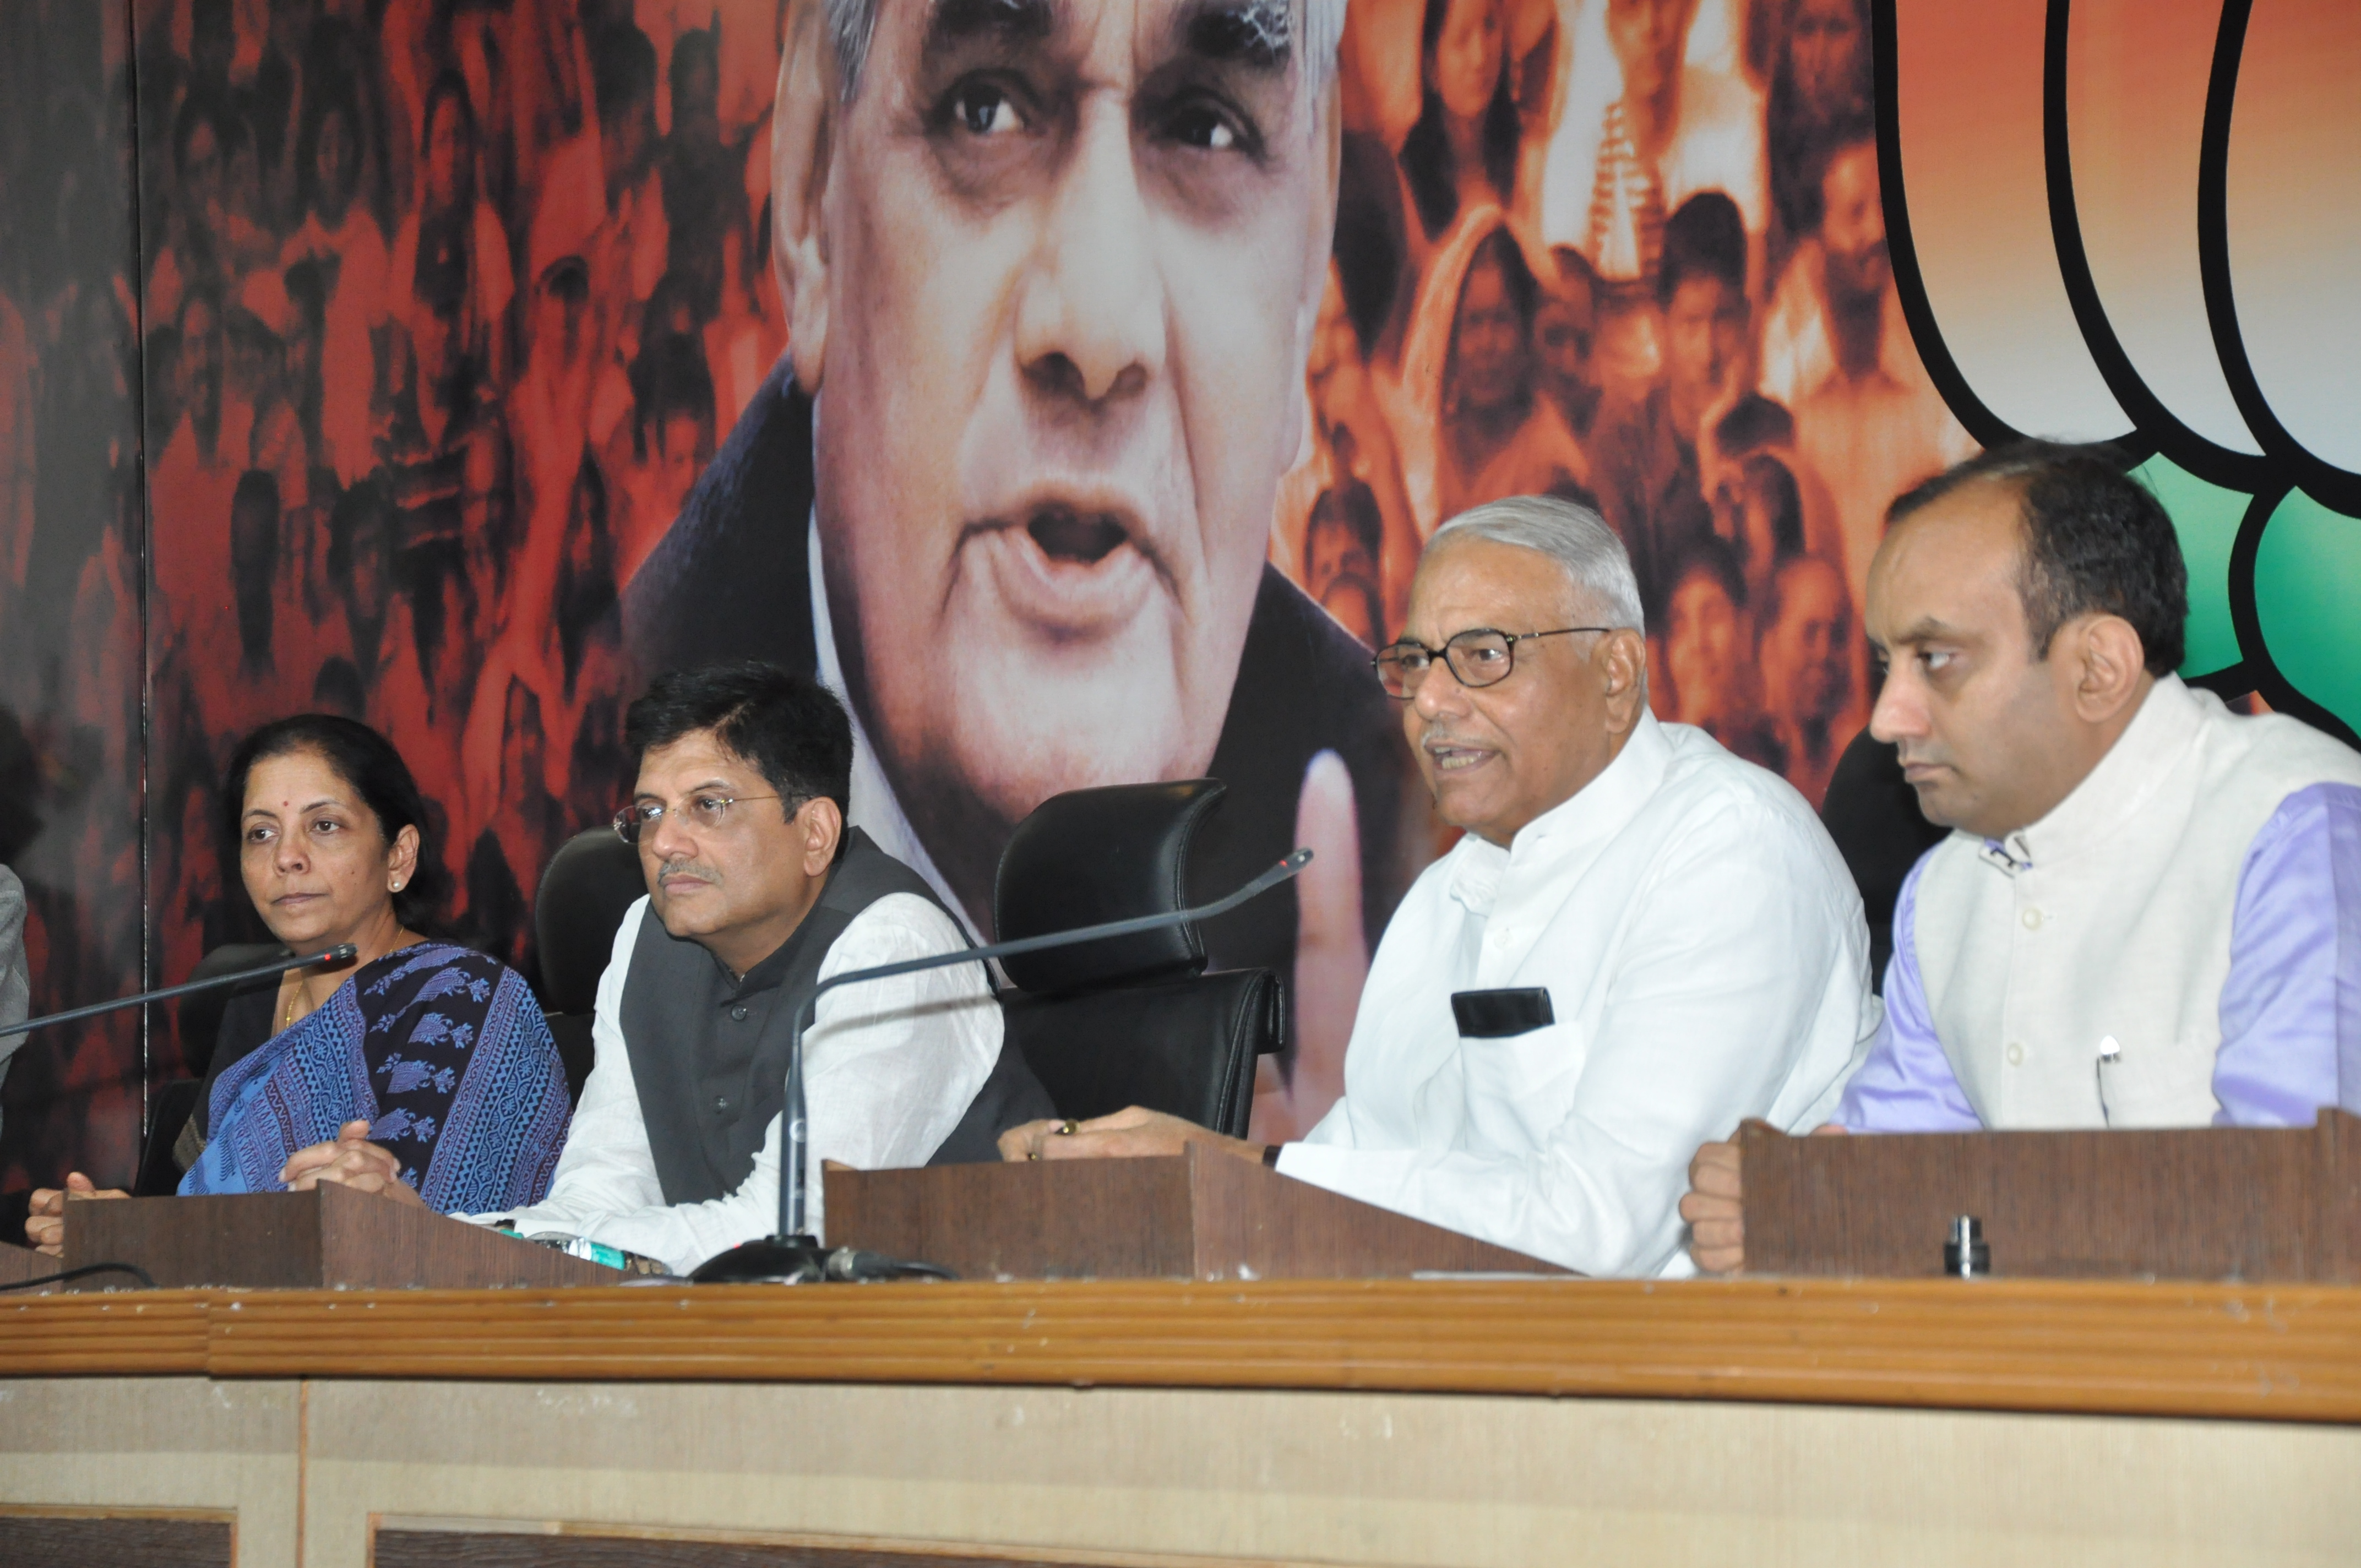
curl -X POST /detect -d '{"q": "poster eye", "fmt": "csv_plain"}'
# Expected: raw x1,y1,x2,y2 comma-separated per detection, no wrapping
950,81,1024,138
1163,100,1242,152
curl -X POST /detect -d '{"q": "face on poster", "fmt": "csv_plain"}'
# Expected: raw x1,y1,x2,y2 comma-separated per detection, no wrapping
791,0,1339,873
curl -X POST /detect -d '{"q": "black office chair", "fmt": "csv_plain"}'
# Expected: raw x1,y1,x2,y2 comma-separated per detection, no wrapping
994,780,1284,1138
1819,728,1946,993
132,941,290,1195
532,828,649,1102
521,785,1283,1136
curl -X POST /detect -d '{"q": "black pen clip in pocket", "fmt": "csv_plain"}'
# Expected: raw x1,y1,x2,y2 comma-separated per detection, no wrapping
1451,987,1555,1039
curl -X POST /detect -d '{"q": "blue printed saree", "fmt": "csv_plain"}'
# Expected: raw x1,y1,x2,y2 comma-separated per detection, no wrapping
181,942,570,1213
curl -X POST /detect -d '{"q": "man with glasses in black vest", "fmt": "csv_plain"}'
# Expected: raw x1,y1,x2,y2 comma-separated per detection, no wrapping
481,661,1050,1276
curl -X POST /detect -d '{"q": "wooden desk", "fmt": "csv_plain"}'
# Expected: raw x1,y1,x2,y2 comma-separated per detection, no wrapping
3,1276,2358,1566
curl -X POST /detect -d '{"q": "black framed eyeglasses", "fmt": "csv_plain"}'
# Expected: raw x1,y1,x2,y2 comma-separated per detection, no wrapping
1372,627,1611,700
612,792,785,845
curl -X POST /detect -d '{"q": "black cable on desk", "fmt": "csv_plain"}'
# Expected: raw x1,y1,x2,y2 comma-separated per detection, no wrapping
0,1261,159,1293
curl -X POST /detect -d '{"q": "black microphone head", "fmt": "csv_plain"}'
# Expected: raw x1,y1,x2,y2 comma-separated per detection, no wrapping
322,943,360,965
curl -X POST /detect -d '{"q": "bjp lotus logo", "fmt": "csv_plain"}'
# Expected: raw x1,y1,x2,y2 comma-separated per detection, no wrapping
1879,0,2360,737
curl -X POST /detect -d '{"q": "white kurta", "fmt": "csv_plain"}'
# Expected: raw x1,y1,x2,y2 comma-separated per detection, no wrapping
1280,712,1876,1277
478,892,1000,1276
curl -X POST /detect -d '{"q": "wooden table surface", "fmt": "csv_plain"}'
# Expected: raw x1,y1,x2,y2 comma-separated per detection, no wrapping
7,1274,2360,1425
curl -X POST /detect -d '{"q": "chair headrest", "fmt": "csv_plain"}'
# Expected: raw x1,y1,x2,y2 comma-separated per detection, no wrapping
535,828,649,1014
993,780,1228,993
178,943,291,1075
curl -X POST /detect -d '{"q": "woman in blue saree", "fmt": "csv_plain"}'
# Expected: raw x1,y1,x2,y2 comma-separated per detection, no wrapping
26,716,569,1249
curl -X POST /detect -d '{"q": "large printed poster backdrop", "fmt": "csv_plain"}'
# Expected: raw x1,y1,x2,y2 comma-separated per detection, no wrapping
0,0,2355,1191
603,0,1970,1140
0,2,145,1195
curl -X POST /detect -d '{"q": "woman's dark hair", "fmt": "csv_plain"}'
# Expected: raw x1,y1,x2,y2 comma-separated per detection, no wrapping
1739,450,1808,563
623,662,854,820
1767,0,1873,239
1305,481,1385,582
230,469,282,665
414,69,480,317
1332,132,1408,356
1658,190,1748,307
222,714,453,931
556,451,618,700
592,19,659,132
172,89,247,181
1399,0,1521,240
1452,226,1541,344
1669,531,1752,611
1887,441,2188,675
669,23,720,112
420,68,480,175
1319,571,1387,651
630,329,716,462
294,74,365,220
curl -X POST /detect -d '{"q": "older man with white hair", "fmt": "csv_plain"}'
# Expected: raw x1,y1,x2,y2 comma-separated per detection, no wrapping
1004,496,1876,1277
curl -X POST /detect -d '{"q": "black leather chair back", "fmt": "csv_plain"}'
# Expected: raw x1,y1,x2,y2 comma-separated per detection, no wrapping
135,941,290,1195
533,828,649,1100
536,829,649,1013
176,941,290,1077
993,780,1283,1137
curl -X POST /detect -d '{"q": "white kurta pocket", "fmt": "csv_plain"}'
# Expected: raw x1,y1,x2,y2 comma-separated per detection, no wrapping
1461,1020,1586,1151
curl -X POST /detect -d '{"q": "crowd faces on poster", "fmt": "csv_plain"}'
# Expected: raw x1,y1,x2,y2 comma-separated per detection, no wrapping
24,0,1983,1191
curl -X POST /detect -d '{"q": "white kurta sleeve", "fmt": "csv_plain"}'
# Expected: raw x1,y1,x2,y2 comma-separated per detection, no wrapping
1294,1090,1357,1148
1279,795,1865,1278
484,894,1000,1276
458,898,667,1233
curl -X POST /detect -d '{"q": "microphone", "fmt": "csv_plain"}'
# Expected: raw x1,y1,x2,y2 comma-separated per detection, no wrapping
688,848,1314,1284
0,944,362,1042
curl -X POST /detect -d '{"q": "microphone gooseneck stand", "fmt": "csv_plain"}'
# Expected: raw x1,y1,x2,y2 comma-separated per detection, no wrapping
0,943,363,1295
688,849,1314,1285
0,943,362,1042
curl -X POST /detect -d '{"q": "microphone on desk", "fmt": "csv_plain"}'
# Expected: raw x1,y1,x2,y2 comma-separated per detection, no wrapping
0,944,362,1042
688,848,1315,1285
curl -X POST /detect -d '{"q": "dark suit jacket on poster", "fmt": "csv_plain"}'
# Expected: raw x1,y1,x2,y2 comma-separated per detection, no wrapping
623,366,1417,1043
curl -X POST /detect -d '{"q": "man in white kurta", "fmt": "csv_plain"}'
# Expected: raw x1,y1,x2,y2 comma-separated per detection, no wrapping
1005,497,1875,1277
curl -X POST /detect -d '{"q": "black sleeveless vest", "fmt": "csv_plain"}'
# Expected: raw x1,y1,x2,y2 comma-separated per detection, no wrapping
617,829,1053,1205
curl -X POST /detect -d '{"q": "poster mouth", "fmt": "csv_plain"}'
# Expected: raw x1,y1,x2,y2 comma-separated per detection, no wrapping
966,496,1166,641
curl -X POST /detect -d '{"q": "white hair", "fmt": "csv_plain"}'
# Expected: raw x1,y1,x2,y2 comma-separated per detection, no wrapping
1430,494,1647,638
824,0,1347,100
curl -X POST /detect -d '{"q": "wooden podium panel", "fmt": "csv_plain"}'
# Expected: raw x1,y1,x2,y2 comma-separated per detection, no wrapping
59,1184,623,1290
825,1144,1566,1281
0,1240,55,1291
1743,1108,2361,1282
